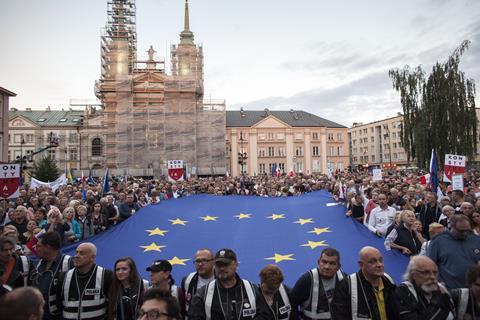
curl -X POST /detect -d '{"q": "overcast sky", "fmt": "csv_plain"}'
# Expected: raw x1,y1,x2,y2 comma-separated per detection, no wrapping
1,0,479,127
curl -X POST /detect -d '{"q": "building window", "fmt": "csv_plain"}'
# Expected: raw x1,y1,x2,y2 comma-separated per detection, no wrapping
277,146,285,157
25,134,34,143
295,162,303,173
363,137,368,143
336,133,342,140
276,133,285,140
337,146,343,156
295,133,303,140
268,163,276,173
329,146,334,156
295,146,303,157
312,146,319,156
268,147,275,157
278,163,285,173
328,133,334,141
268,132,275,140
48,149,56,159
393,153,398,159
259,163,266,174
363,128,367,134
392,132,397,139
69,148,78,161
312,132,319,140
370,137,374,142
13,134,23,143
312,159,320,172
371,155,375,162
352,140,356,146
91,138,103,157
258,147,265,157
69,133,78,143
258,133,265,140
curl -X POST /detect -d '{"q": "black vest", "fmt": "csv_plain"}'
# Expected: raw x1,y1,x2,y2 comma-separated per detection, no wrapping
61,265,107,320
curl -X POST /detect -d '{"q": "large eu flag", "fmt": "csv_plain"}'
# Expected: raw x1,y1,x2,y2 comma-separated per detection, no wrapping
64,190,408,285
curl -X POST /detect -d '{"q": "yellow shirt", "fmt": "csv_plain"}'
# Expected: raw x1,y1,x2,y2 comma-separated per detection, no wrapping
373,278,387,320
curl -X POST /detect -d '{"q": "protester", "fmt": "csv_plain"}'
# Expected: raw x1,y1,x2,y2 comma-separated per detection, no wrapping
0,286,45,320
181,249,215,314
63,207,80,244
384,210,422,256
331,246,396,320
416,192,442,240
256,265,293,320
33,231,74,319
452,263,480,319
419,223,445,256
427,214,480,289
147,259,184,314
394,255,454,319
56,242,113,320
188,248,267,320
0,236,35,289
137,287,182,320
108,257,147,320
368,194,396,236
291,247,346,320
76,205,94,240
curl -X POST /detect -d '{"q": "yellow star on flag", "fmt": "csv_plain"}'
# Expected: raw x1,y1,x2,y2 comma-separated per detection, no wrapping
265,253,295,263
169,218,188,226
168,256,190,266
145,228,169,236
140,242,166,252
301,240,328,249
294,218,314,225
234,213,252,219
308,227,332,235
267,214,285,220
200,215,218,221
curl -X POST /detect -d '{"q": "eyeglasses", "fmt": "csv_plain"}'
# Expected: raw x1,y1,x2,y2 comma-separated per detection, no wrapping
137,309,172,320
413,269,438,277
194,259,213,265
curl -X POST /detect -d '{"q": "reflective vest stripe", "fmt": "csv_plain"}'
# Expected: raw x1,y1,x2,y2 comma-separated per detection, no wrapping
350,274,361,320
458,288,469,320
184,272,196,296
62,266,106,320
205,280,256,320
242,279,256,313
171,284,178,300
20,256,28,287
302,268,344,319
62,308,107,319
278,284,291,319
205,280,216,320
61,255,71,272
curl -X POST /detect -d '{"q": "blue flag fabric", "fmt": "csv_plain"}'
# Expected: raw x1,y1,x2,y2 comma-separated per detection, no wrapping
64,190,408,285
102,168,110,194
430,149,439,192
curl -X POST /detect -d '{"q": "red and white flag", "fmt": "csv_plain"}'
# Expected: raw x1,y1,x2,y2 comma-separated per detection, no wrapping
168,160,184,182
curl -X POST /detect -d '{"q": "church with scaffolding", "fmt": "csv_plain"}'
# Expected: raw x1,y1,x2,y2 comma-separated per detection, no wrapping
93,0,226,176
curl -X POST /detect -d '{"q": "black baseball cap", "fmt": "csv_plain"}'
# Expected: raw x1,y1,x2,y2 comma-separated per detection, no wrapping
214,248,237,263
146,260,172,272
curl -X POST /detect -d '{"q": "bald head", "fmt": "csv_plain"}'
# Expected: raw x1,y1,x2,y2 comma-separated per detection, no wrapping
358,246,384,281
74,242,97,272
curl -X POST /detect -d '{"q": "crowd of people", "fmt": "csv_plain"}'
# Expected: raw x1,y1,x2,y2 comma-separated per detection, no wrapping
1,168,480,319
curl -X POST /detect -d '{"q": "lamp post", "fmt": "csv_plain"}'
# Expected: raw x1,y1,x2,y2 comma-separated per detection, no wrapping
16,135,25,183
383,127,393,171
237,131,248,187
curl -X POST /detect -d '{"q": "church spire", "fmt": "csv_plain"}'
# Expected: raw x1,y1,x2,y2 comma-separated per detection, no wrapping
180,0,194,45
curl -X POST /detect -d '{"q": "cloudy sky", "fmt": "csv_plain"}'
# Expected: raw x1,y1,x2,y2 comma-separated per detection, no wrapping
1,0,479,127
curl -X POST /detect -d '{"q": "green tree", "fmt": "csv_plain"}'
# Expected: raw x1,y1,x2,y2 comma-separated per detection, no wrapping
389,40,477,169
30,156,60,182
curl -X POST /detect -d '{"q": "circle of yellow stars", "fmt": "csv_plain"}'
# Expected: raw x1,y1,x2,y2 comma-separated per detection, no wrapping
140,212,332,265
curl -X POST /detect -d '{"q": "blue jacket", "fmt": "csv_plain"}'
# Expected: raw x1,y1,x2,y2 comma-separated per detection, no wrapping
427,231,480,289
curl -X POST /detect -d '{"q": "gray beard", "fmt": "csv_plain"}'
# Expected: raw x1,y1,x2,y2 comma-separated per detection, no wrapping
421,283,438,294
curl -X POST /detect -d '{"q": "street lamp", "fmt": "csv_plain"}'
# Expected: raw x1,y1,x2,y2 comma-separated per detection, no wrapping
383,127,393,171
237,131,248,175
15,136,25,183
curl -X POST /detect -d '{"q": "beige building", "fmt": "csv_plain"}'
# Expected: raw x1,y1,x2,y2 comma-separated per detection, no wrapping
349,114,409,169
226,109,349,176
8,108,83,171
0,87,16,162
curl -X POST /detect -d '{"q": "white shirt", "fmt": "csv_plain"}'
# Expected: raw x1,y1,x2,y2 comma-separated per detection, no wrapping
368,205,397,236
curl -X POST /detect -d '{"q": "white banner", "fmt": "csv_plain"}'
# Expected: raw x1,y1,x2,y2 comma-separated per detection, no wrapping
451,174,464,191
372,169,382,181
444,154,466,182
29,173,67,191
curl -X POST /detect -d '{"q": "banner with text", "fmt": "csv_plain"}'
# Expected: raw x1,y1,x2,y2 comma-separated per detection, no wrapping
0,164,20,199
444,154,466,182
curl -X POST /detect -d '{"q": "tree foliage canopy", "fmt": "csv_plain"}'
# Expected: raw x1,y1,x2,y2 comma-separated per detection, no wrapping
389,40,477,169
30,156,60,182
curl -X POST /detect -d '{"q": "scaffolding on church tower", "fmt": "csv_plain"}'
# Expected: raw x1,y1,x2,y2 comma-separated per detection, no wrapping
93,0,226,176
